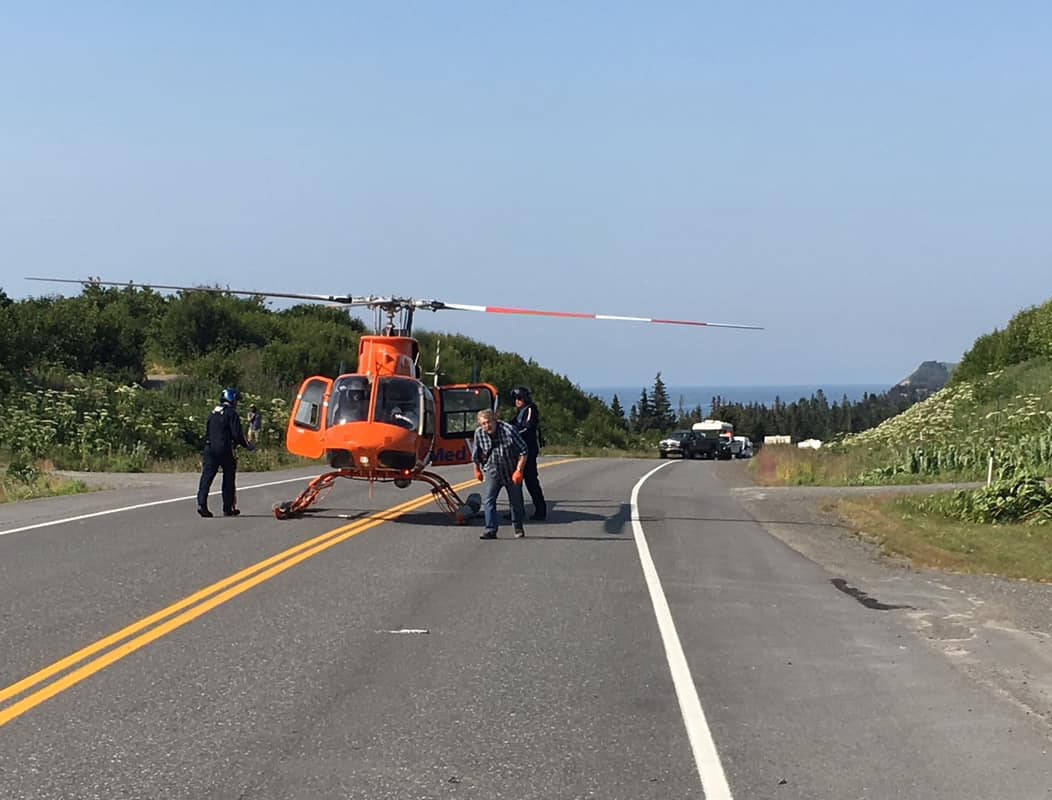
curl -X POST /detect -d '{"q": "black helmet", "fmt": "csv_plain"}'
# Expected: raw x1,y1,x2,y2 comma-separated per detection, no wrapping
220,387,240,406
510,386,531,402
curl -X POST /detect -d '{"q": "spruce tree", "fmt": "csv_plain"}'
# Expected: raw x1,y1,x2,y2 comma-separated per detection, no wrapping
637,389,654,432
610,393,627,429
651,372,675,432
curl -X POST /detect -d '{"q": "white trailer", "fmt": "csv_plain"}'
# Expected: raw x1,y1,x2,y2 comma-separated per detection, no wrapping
692,419,734,438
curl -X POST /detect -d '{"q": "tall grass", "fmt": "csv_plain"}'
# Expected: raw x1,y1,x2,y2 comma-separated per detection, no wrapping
754,358,1052,486
0,469,89,503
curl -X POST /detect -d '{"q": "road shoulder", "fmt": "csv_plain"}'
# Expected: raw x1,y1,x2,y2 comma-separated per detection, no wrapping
721,461,1052,731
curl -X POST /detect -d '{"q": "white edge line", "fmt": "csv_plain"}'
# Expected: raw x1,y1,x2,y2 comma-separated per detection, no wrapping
0,475,315,539
631,460,734,800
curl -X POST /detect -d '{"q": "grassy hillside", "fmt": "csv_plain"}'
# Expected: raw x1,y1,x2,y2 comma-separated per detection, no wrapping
833,359,1052,481
755,296,1052,486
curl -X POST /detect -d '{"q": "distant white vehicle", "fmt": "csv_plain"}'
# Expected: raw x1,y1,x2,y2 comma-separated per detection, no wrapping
692,419,734,437
731,436,753,458
764,435,792,445
797,438,823,449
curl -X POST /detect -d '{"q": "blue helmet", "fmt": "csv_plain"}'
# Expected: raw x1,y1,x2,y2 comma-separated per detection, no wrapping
220,387,240,406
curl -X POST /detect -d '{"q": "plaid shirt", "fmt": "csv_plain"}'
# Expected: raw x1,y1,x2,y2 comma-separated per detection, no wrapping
473,420,527,484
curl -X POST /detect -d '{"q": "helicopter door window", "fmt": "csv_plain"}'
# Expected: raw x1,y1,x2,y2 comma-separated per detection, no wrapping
440,387,495,438
330,376,371,425
293,379,327,431
377,377,422,432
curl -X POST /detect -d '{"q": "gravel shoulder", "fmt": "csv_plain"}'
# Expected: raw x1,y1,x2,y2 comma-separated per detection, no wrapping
718,461,1052,729
54,470,195,490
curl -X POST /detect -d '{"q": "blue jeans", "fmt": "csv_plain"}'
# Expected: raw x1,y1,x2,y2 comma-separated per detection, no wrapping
482,471,525,532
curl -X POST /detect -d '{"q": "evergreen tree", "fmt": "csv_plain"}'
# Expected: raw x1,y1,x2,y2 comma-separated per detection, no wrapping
636,389,654,432
610,393,627,429
629,402,640,432
651,372,675,432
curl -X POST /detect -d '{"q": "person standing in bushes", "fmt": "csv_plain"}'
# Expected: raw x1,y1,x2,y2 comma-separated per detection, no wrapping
197,388,254,518
247,405,262,444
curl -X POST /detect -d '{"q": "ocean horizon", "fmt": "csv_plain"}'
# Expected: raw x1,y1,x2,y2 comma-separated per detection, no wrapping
583,384,890,415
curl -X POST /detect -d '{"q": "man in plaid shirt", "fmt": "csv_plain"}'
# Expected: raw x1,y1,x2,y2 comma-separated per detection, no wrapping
472,409,528,539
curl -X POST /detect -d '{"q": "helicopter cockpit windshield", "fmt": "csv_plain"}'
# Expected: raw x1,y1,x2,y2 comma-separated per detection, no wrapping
377,376,423,432
330,375,371,425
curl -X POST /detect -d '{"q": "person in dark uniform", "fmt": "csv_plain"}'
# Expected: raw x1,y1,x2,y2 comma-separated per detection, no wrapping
511,386,547,520
197,387,254,517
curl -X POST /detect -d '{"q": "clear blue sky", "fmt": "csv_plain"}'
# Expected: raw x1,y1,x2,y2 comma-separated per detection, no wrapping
3,3,1049,386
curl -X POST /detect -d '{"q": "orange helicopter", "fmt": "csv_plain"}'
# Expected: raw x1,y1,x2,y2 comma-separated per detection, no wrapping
28,278,762,522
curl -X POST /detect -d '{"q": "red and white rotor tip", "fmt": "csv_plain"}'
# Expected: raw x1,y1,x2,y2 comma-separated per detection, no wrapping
439,302,763,330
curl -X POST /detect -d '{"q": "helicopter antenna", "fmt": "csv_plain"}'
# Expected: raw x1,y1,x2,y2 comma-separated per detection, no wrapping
421,340,442,387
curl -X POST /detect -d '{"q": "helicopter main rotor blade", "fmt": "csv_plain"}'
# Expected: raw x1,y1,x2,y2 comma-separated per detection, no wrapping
432,301,763,330
24,277,370,306
26,278,763,329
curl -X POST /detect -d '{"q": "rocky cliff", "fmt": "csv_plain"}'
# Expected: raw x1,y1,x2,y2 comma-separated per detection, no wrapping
888,360,956,402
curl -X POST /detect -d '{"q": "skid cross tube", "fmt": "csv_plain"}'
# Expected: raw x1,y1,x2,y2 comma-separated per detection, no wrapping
273,469,479,523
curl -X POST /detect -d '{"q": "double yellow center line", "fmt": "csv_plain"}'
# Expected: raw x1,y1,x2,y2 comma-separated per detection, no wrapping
0,460,576,727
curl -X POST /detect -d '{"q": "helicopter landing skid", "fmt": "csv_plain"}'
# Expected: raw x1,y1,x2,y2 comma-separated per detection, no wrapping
272,469,481,524
272,469,348,519
414,471,482,525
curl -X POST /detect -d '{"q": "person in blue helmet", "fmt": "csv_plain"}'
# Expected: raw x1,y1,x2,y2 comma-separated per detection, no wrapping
197,388,254,517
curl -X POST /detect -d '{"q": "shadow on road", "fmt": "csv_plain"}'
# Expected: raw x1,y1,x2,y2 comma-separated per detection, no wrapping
285,500,634,538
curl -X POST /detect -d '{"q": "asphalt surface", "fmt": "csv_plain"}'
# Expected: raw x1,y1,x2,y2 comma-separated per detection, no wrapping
1,459,1050,799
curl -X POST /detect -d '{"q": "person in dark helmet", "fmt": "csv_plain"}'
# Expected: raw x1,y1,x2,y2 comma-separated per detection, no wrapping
197,387,254,518
511,385,547,520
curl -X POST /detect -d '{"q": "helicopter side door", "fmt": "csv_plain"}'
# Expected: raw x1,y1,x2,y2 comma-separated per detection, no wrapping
431,383,497,467
285,376,333,459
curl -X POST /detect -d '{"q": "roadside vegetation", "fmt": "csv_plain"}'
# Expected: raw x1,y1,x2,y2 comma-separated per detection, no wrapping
1,460,89,504
751,294,1052,581
837,476,1052,582
756,295,1052,487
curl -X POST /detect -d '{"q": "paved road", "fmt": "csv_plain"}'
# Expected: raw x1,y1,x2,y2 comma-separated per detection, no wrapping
1,459,1050,799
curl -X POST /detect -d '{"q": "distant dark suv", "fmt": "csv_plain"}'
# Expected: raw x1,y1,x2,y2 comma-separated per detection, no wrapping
692,434,734,460
658,430,701,459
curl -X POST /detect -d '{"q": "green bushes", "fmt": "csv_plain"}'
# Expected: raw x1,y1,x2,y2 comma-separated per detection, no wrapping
913,474,1052,525
954,297,1052,383
0,374,289,471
